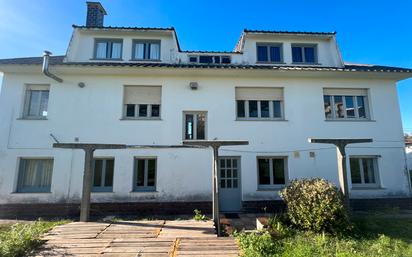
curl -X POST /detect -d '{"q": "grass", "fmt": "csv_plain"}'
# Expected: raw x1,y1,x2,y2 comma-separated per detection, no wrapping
235,215,412,257
0,219,69,257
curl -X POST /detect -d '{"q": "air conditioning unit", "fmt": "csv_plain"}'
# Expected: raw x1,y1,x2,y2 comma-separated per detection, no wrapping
189,82,198,90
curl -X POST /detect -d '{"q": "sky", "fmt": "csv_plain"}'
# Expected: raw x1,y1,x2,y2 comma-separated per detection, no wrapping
0,0,411,133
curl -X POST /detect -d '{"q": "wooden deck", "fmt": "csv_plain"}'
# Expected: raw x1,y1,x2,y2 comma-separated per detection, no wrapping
32,220,239,257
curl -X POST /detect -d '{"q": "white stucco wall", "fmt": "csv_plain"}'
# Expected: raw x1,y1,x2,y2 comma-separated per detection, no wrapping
65,29,342,67
407,147,412,171
66,29,179,63
241,34,343,67
0,69,409,204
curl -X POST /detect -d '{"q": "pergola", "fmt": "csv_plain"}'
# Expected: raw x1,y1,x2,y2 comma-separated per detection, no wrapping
182,140,249,236
308,138,373,210
53,140,248,236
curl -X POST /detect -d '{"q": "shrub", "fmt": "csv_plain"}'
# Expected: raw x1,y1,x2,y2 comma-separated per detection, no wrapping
235,231,280,257
280,178,349,233
0,219,67,257
193,209,207,221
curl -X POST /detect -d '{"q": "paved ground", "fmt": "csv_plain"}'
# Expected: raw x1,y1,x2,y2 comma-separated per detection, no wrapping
32,219,239,257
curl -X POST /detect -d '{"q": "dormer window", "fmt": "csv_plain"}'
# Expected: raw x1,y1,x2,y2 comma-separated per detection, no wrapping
291,44,317,64
256,43,283,63
132,40,161,61
94,39,123,59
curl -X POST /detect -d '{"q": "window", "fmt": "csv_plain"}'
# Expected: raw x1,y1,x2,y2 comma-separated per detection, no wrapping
123,86,161,119
92,159,114,192
235,87,284,120
132,40,161,60
184,112,207,140
350,157,380,187
323,88,369,120
17,159,53,193
219,157,240,189
257,157,287,189
291,44,317,63
256,43,283,63
23,85,50,119
188,55,231,64
94,39,122,59
134,158,156,191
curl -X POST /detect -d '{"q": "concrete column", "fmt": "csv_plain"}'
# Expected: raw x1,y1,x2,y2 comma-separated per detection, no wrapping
80,148,95,222
212,145,221,236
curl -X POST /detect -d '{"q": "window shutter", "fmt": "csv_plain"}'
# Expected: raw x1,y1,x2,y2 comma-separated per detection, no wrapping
124,86,161,104
235,87,283,100
323,88,368,96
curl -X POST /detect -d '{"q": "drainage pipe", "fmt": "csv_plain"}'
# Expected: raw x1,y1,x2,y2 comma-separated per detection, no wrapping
42,51,63,83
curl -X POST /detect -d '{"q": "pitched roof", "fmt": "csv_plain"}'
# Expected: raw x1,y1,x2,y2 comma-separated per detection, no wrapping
72,25,175,31
0,56,65,65
72,25,182,51
235,29,336,52
243,29,336,36
0,56,411,74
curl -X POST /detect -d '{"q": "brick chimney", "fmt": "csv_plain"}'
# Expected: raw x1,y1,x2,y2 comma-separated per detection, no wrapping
86,2,107,27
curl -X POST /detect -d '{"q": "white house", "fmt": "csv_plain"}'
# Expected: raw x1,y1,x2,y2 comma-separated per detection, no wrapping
0,2,411,217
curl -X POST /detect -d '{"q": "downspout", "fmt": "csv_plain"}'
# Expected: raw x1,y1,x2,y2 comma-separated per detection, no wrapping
42,51,63,83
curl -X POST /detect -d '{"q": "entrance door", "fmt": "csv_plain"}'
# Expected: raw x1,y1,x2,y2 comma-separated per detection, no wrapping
219,157,241,212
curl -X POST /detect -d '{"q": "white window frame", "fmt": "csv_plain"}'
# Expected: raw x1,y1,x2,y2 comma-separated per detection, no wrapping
257,156,288,190
324,95,370,120
23,85,50,119
133,157,157,192
236,100,284,120
183,111,207,140
349,156,381,188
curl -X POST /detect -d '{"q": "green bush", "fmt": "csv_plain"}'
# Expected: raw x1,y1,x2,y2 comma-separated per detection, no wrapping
235,231,280,257
193,209,207,221
0,219,67,257
280,178,349,233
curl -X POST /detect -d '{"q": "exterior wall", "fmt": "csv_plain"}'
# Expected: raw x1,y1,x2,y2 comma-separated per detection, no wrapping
0,70,409,209
66,29,179,63
407,147,412,170
232,34,342,67
65,29,342,67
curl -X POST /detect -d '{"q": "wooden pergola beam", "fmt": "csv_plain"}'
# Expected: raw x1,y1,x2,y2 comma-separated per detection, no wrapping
183,140,249,236
308,138,373,210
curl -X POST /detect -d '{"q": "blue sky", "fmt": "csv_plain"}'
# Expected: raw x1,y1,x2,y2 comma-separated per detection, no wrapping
0,0,411,133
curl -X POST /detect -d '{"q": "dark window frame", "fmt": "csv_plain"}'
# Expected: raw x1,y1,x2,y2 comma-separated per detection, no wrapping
236,100,284,120
349,156,380,188
291,44,318,64
323,94,370,120
133,157,157,192
16,158,54,193
256,43,284,63
257,156,288,190
93,38,123,60
132,40,161,61
92,158,115,192
23,85,50,119
183,111,207,140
